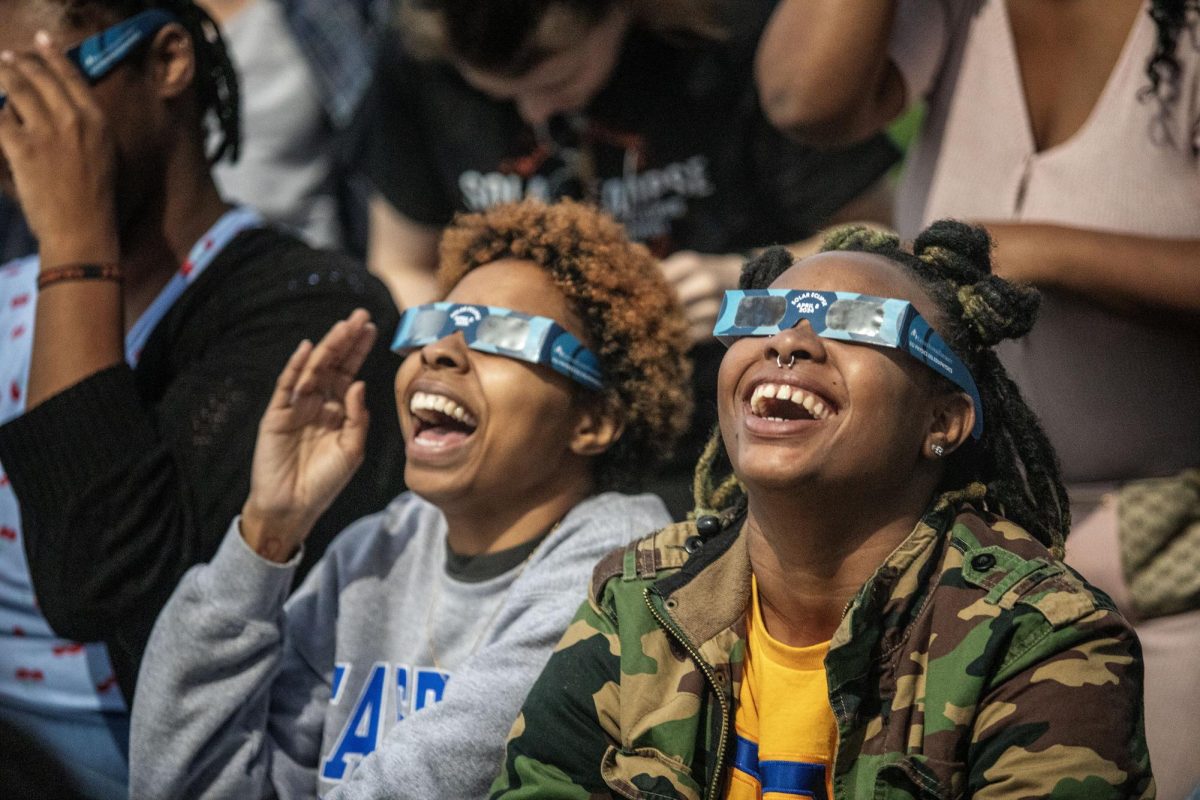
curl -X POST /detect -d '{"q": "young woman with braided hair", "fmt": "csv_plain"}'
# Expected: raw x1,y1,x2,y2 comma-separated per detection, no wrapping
0,2,402,795
492,220,1152,800
759,2,1200,794
702,223,1071,555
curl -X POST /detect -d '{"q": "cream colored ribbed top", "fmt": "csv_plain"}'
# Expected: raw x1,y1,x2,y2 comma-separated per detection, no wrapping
890,0,1200,484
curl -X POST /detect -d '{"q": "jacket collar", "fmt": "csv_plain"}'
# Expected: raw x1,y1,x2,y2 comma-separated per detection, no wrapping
652,502,958,666
652,517,750,645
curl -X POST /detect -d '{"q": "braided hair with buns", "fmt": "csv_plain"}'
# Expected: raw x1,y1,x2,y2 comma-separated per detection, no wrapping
694,220,1070,557
49,0,241,162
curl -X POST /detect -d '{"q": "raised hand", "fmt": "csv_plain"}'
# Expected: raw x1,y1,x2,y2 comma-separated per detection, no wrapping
240,310,378,562
0,31,119,268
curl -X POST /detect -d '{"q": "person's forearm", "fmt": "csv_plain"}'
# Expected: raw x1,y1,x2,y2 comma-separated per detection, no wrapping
194,0,255,25
366,195,442,309
26,207,123,408
755,0,903,144
27,279,123,408
369,262,440,311
129,523,315,800
988,222,1200,322
0,31,125,408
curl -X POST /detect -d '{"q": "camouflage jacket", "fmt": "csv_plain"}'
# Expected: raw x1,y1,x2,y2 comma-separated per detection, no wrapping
491,502,1154,800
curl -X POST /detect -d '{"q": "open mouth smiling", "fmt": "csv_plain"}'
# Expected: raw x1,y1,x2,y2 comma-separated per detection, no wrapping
745,381,837,423
409,390,479,448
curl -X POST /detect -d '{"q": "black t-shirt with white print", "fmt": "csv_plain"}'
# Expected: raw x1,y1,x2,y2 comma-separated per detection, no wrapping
360,2,899,514
361,2,898,257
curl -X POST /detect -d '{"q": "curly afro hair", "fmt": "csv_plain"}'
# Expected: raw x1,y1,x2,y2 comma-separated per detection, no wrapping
436,199,693,491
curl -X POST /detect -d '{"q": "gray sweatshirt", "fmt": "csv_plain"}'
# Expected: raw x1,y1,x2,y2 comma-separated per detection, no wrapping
129,491,669,799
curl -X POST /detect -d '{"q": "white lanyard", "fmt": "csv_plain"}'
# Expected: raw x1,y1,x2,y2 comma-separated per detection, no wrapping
124,206,264,365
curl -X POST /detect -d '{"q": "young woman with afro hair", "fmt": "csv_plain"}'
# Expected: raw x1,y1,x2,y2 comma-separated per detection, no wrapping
129,198,693,800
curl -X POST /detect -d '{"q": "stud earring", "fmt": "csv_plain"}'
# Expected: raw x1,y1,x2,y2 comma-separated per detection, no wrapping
931,443,946,458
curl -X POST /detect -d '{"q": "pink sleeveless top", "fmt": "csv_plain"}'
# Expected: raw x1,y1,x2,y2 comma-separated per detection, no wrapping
890,0,1200,484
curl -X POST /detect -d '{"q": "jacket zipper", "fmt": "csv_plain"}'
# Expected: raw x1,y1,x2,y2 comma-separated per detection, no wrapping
643,588,732,800
826,595,857,797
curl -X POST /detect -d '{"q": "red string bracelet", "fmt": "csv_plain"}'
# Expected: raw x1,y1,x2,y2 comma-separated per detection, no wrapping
36,264,123,291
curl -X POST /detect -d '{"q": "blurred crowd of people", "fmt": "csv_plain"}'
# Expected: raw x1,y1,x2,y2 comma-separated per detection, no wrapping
0,0,1195,798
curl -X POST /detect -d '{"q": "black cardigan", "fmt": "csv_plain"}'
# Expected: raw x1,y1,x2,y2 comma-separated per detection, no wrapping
0,227,407,701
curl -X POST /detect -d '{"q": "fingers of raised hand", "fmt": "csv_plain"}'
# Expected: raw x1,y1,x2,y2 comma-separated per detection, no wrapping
692,295,723,318
674,268,722,308
34,32,100,111
343,314,379,379
660,252,741,343
0,46,85,133
661,252,741,302
294,310,376,405
0,43,111,194
685,299,722,344
659,251,703,287
336,381,370,459
0,51,55,132
270,338,314,411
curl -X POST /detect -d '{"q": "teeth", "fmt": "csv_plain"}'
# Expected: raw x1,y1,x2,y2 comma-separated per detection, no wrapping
748,383,834,421
409,391,478,427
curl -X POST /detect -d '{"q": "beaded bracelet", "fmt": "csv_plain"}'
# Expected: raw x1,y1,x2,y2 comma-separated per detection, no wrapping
36,264,123,291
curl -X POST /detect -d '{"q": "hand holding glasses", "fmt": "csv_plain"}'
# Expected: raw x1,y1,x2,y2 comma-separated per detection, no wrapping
0,9,177,110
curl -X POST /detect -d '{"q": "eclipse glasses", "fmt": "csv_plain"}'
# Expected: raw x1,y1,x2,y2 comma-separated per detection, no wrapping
0,9,177,111
391,303,603,391
713,289,983,439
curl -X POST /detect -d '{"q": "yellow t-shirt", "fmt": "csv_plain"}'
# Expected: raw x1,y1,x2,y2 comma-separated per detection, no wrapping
726,576,837,800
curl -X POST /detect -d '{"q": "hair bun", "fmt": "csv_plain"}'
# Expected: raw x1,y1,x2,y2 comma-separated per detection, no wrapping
956,275,1041,346
738,246,794,290
911,220,1039,346
820,225,901,254
913,221,992,278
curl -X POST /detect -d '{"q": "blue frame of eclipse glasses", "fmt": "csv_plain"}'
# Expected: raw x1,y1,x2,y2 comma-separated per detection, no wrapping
0,9,178,110
391,303,604,392
713,289,984,439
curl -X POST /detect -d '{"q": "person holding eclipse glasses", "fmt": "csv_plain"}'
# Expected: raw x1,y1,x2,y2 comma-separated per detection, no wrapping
491,222,1153,800
129,199,692,799
0,3,402,796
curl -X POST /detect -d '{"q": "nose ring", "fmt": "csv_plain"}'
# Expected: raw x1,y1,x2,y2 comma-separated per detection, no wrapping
776,354,795,369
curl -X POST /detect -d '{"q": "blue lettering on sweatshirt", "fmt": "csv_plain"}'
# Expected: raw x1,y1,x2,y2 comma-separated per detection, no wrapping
321,663,453,783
